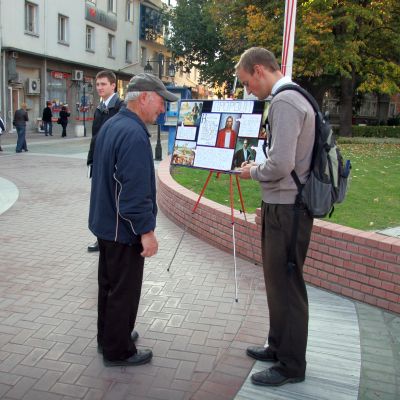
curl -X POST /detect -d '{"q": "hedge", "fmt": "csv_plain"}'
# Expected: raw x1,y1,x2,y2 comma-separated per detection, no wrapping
351,125,400,138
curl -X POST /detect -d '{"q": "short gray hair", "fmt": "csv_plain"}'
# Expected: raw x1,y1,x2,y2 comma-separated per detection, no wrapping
124,91,141,102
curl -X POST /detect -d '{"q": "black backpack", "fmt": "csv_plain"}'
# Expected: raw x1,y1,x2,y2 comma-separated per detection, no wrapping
273,84,351,218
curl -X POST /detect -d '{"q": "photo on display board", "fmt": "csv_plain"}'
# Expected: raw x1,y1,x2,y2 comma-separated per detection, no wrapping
171,140,196,166
177,101,203,126
231,138,259,170
215,114,240,149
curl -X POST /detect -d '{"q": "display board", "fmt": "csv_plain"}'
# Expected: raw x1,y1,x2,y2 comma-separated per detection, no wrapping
171,99,270,172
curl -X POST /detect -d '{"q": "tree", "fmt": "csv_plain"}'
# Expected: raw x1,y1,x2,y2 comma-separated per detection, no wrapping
166,0,400,135
164,0,235,87
295,0,400,135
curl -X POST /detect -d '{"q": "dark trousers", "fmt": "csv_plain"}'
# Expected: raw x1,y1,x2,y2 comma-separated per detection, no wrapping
97,238,144,361
61,123,67,137
261,202,313,377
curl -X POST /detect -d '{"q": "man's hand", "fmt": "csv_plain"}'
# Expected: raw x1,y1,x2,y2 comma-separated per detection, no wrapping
140,231,158,257
239,161,256,179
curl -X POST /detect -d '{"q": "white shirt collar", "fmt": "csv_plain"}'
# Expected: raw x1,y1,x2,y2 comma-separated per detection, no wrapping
102,93,116,107
271,76,294,95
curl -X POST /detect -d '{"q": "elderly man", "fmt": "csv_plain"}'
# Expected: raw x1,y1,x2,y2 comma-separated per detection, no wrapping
89,73,178,366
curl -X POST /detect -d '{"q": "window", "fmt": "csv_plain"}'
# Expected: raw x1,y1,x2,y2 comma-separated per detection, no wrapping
108,0,117,14
58,14,69,44
140,46,147,67
126,0,134,22
125,41,132,63
108,34,115,58
25,1,38,35
86,26,95,51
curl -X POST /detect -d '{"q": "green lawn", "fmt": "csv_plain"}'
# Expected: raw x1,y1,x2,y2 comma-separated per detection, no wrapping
170,142,400,231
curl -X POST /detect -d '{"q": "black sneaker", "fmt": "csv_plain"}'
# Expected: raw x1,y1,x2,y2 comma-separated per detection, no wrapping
246,346,277,362
103,349,152,367
251,366,304,386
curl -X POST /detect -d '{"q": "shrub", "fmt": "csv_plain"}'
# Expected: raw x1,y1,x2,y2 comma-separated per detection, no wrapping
351,125,400,138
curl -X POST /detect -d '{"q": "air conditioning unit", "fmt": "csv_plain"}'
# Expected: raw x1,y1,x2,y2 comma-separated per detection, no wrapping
27,78,40,94
11,51,18,59
72,70,84,81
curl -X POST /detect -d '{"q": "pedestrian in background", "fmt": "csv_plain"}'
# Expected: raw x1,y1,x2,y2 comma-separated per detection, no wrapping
0,114,5,151
87,70,124,253
13,103,29,153
89,73,178,366
237,47,315,387
59,105,70,137
42,102,53,136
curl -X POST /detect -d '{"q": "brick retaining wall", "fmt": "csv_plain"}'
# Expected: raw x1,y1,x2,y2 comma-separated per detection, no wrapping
157,159,400,314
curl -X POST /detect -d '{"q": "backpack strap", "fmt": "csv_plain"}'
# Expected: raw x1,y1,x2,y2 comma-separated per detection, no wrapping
272,84,317,272
274,84,320,114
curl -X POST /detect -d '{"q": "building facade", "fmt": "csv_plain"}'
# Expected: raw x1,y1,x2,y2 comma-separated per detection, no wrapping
0,0,201,134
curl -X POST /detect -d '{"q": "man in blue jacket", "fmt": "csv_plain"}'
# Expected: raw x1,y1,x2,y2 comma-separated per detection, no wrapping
89,73,178,366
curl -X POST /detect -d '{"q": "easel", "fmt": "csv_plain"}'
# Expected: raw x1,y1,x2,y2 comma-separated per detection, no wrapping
167,169,247,302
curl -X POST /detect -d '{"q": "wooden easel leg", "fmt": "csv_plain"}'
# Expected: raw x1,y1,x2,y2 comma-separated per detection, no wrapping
169,170,213,272
192,170,213,213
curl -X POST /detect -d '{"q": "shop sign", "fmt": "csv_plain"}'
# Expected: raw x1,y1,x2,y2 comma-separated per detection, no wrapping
51,71,70,80
85,3,117,31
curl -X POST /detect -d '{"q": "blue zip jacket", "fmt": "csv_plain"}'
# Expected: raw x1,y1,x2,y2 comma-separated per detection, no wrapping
89,107,157,245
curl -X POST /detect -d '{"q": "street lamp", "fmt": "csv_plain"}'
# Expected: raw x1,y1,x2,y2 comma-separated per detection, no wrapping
144,54,176,161
82,81,87,137
80,77,92,137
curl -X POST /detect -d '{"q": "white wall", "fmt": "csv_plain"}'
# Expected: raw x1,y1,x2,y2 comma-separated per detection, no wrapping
0,0,141,72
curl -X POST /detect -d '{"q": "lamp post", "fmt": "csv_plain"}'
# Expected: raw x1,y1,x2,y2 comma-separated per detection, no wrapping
144,54,176,161
82,82,86,137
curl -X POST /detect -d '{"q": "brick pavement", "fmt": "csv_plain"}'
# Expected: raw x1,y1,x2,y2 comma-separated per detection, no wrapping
1,135,399,400
0,149,269,399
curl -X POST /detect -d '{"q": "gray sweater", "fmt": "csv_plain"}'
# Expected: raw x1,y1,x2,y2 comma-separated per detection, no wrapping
250,90,315,204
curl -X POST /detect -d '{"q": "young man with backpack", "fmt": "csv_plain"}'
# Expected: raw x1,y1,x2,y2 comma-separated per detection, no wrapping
237,47,315,386
87,70,124,252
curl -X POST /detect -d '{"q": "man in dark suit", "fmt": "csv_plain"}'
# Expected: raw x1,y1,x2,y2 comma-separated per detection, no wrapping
232,139,255,169
87,70,124,252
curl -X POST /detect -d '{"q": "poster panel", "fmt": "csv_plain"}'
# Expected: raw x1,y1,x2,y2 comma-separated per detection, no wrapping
171,99,269,173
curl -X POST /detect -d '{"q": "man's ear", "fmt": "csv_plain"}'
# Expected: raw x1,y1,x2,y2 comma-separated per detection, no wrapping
253,64,264,77
138,92,148,104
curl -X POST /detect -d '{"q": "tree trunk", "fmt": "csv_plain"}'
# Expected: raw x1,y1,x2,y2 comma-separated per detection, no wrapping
339,75,354,137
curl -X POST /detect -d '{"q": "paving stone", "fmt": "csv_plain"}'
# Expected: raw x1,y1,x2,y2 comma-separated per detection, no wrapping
5,376,36,399
50,382,88,398
0,139,399,400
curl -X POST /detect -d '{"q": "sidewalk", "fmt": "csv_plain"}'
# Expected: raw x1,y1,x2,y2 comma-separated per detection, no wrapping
0,138,398,400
